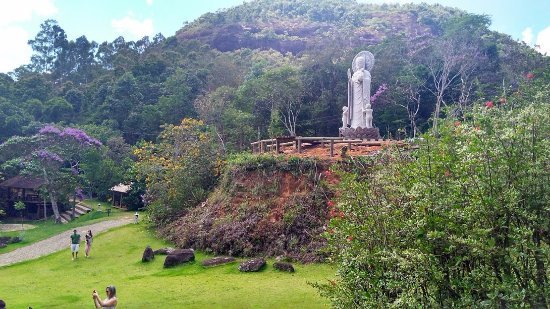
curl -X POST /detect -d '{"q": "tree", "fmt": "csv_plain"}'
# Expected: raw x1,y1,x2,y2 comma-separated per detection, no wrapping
55,35,98,83
133,119,222,225
0,126,102,223
42,97,73,122
236,65,305,137
28,19,68,73
0,97,31,141
422,14,490,133
194,86,255,152
394,64,429,138
14,201,26,229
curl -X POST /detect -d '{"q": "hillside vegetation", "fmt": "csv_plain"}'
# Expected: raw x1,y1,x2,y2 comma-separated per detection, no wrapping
159,155,333,262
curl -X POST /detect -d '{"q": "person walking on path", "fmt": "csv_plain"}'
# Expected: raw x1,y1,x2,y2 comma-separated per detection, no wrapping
0,217,132,267
85,230,93,258
134,212,139,224
70,229,81,260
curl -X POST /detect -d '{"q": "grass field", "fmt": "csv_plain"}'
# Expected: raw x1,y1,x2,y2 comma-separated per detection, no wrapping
0,224,334,308
0,199,128,254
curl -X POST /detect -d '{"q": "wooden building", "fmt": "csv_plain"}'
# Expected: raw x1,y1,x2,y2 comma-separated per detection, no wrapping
0,176,50,219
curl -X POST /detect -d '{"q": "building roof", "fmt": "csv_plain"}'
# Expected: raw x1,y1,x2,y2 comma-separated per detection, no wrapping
110,183,131,193
0,175,45,189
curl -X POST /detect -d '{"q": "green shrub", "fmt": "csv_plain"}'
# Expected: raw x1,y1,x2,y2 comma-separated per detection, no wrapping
317,77,549,307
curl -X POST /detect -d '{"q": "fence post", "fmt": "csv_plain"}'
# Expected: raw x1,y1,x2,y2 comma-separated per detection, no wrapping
330,140,334,157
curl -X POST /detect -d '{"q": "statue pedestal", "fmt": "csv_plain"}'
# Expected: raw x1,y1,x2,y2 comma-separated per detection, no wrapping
339,127,380,139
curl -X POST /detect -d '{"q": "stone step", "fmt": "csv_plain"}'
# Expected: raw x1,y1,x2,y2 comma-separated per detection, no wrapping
57,203,93,224
73,207,87,216
59,212,71,223
75,203,92,213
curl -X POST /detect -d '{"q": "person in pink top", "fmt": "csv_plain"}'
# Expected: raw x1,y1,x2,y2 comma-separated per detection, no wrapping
85,230,93,258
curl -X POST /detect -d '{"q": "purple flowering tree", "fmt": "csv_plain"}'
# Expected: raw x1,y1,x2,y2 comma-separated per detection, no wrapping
0,125,102,223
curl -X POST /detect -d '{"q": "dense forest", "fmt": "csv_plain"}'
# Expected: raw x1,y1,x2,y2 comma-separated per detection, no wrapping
1,0,547,145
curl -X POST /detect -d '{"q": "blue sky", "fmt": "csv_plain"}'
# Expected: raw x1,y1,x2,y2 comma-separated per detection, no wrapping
0,0,548,73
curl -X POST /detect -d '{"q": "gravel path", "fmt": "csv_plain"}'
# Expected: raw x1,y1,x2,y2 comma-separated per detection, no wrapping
0,217,133,267
0,224,37,232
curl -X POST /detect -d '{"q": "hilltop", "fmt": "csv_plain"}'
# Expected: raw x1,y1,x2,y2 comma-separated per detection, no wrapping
1,0,546,146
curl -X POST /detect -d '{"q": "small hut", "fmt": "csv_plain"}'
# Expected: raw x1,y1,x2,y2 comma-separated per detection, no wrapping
110,183,131,209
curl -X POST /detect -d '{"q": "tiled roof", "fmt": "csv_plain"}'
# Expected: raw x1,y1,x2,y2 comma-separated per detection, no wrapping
0,175,45,189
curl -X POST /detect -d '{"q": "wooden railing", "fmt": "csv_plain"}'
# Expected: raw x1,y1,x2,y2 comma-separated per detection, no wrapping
251,136,398,157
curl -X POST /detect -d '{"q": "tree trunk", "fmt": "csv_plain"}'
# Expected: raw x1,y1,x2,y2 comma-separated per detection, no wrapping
43,168,61,223
72,192,76,219
50,194,61,223
433,95,442,135
43,197,47,219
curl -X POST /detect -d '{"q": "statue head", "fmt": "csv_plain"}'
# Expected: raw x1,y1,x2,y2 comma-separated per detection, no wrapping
352,51,374,72
342,106,348,112
356,56,365,70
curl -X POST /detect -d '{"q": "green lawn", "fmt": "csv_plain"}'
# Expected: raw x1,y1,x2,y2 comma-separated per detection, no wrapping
0,224,334,308
0,199,129,254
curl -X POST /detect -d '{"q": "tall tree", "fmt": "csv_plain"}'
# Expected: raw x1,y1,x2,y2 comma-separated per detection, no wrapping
422,14,490,133
28,19,68,73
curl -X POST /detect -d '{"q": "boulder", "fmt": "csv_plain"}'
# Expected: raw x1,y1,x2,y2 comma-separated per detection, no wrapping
142,246,155,262
273,262,295,273
201,256,236,267
238,258,266,272
163,249,195,268
153,247,175,255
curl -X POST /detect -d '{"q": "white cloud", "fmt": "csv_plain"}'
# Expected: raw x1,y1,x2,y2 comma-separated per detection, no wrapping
0,0,57,26
111,13,154,40
521,27,533,45
535,26,550,55
146,0,154,6
0,0,57,73
0,27,33,73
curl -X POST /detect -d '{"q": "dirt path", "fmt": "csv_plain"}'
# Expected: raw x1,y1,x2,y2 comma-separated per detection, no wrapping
0,217,133,267
0,224,37,231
